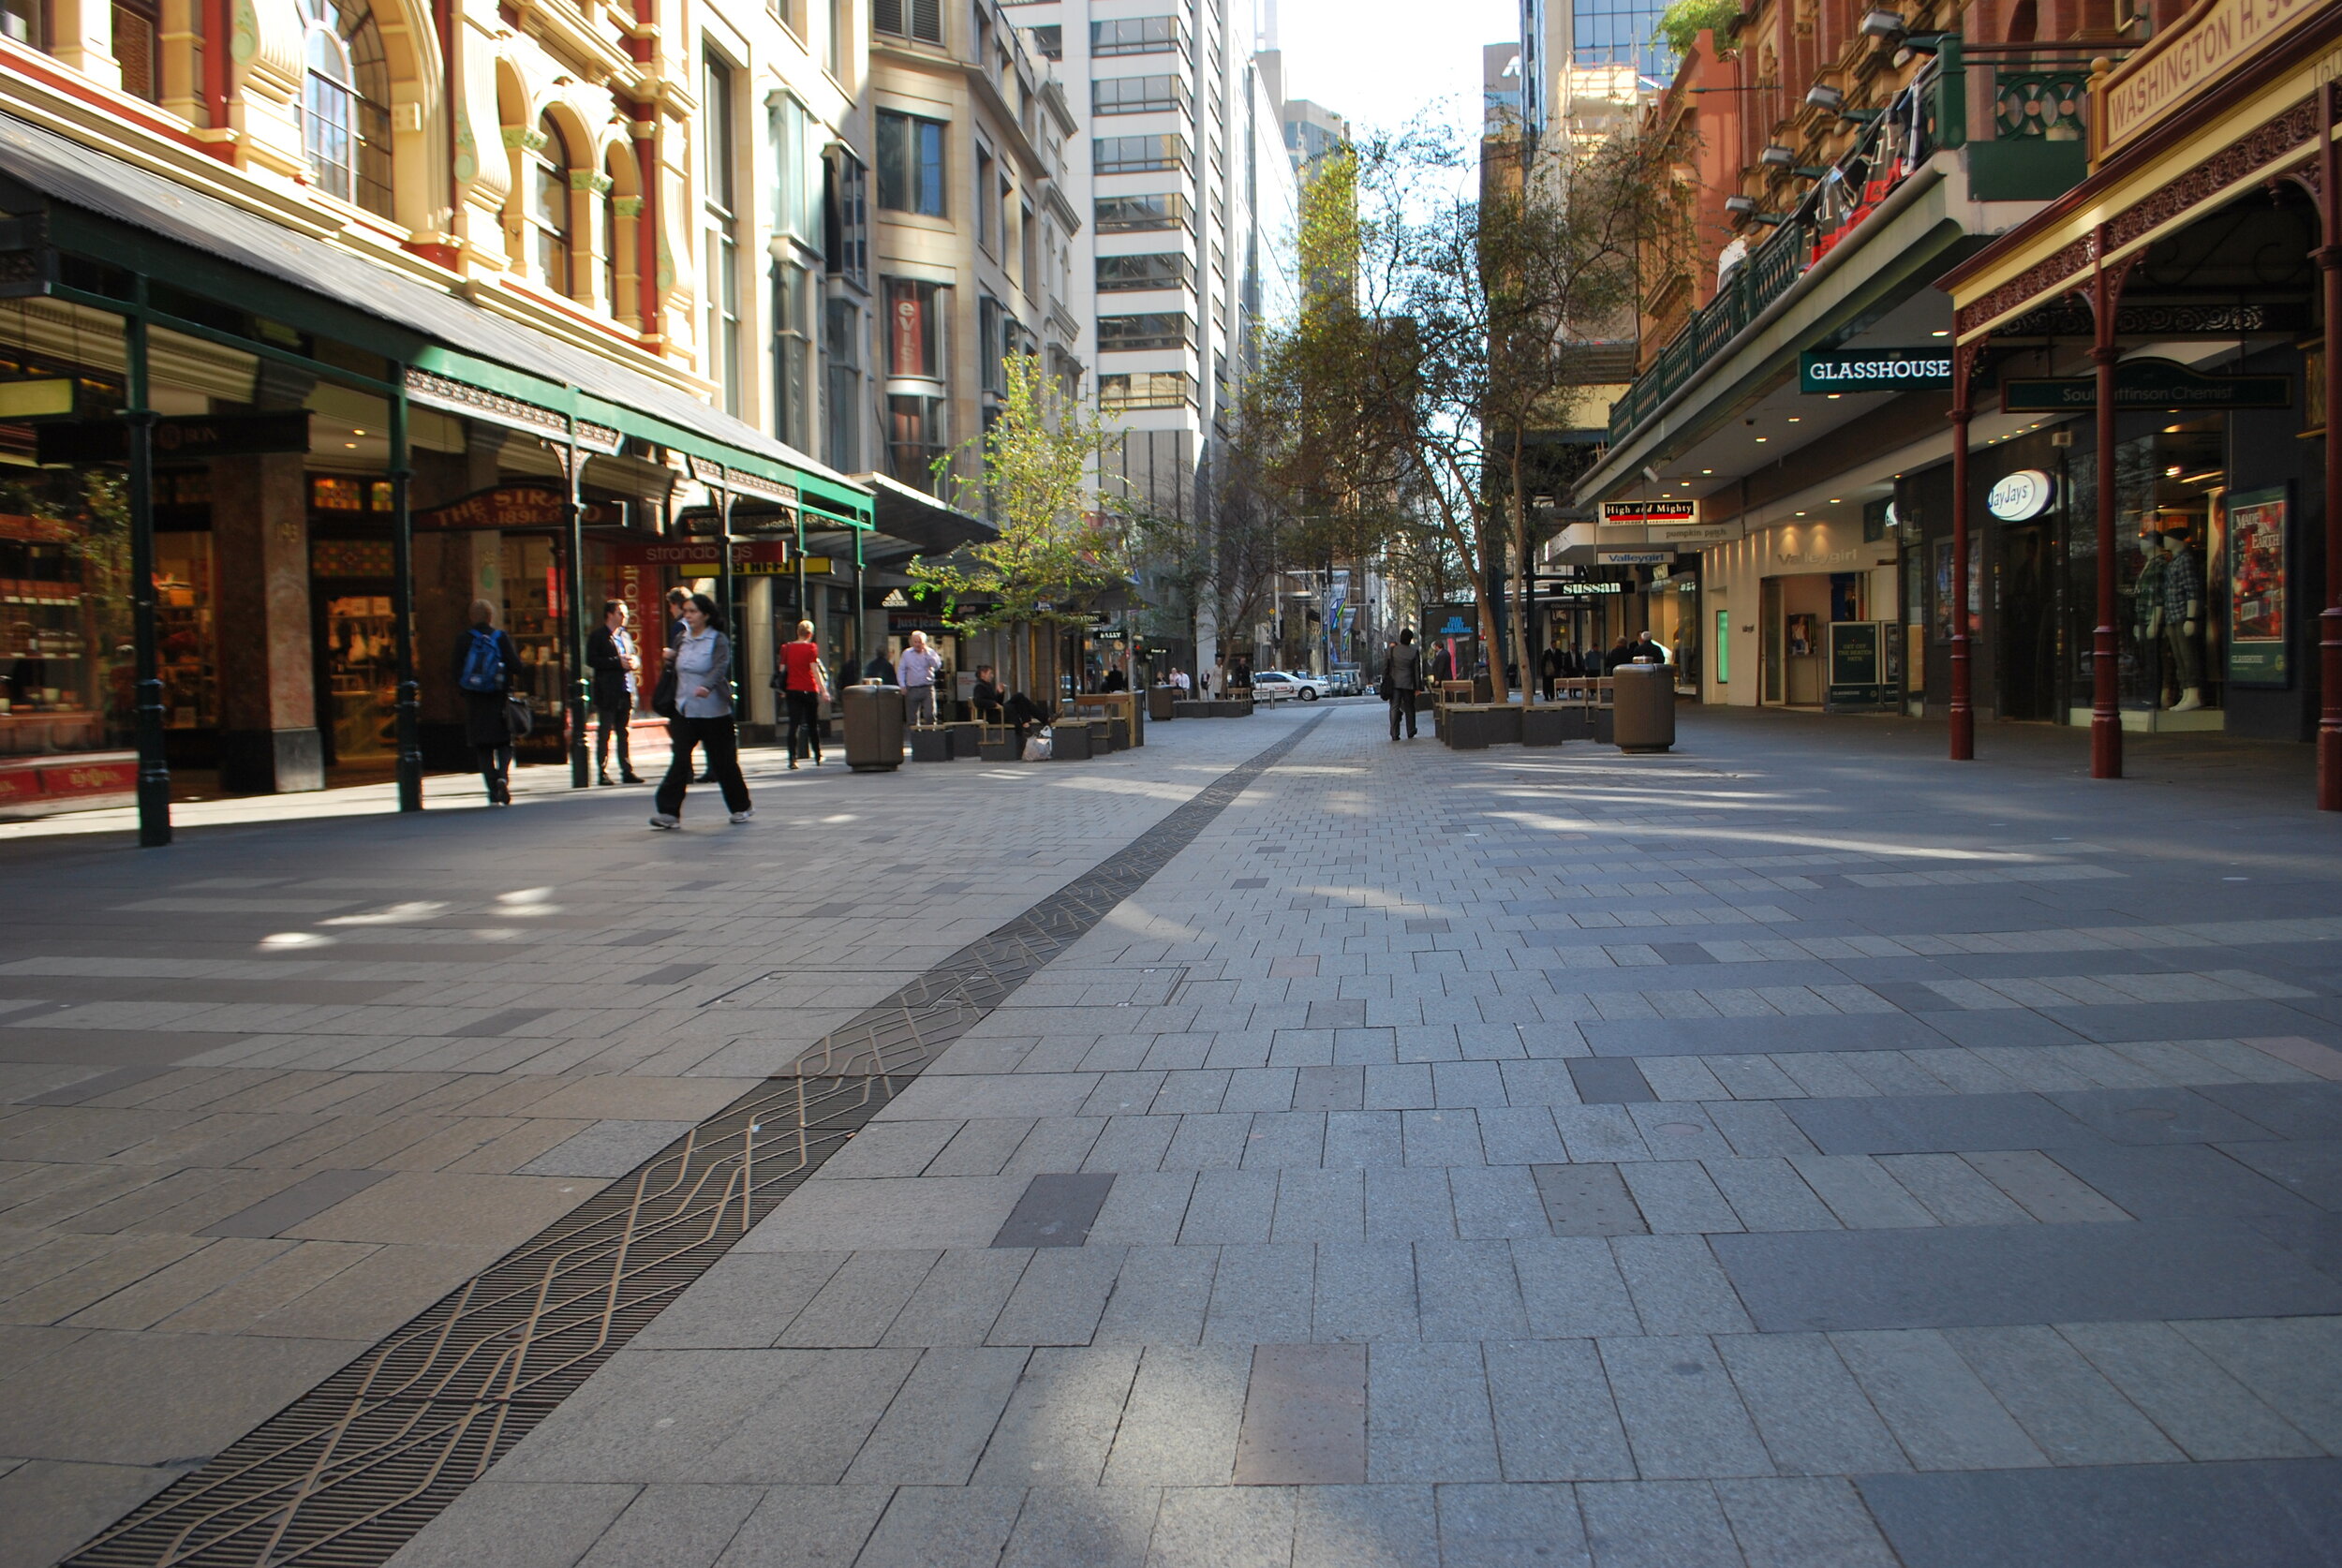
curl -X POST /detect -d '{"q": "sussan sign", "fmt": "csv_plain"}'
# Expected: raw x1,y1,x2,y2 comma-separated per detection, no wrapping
1799,348,1955,393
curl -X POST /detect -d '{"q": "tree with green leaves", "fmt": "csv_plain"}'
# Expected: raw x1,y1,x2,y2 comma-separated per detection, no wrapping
1245,121,1663,702
908,350,1129,699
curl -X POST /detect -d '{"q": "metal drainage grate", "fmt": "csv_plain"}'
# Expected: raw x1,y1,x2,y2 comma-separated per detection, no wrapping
67,714,1327,1568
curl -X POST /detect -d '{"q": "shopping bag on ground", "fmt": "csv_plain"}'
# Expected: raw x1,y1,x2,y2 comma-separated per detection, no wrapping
1023,727,1053,762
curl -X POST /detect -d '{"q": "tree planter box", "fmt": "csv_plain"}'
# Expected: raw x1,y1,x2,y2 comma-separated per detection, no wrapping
1050,720,1093,760
1593,707,1614,745
945,721,986,759
978,733,1022,762
1106,717,1131,750
908,727,953,762
1442,703,1521,749
1519,706,1574,747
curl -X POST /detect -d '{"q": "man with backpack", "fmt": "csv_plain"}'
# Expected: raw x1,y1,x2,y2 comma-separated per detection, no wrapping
453,599,523,806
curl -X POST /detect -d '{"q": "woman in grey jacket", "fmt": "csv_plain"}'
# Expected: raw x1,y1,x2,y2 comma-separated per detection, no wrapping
649,593,752,828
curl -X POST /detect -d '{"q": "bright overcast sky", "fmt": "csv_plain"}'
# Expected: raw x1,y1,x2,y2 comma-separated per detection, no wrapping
1267,0,1520,141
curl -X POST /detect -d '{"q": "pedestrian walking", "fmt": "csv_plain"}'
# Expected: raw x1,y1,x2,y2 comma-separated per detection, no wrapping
897,629,941,726
453,599,521,806
1539,642,1562,701
648,593,751,828
663,587,689,650
586,599,645,785
778,619,827,768
1381,628,1422,740
1606,634,1635,673
1632,630,1666,664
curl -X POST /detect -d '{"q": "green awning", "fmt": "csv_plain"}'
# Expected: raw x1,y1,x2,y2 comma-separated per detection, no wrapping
0,111,870,527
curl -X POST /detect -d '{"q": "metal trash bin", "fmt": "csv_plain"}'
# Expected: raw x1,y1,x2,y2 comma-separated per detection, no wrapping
1610,664,1675,753
841,683,905,771
1149,685,1176,721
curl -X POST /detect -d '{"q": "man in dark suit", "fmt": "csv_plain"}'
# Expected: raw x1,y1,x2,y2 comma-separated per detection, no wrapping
586,599,644,784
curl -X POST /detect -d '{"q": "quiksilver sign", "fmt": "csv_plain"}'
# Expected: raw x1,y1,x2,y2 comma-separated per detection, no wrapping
1799,348,1955,393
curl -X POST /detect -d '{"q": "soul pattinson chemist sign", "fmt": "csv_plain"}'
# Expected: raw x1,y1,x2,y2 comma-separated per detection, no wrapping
1799,348,1955,393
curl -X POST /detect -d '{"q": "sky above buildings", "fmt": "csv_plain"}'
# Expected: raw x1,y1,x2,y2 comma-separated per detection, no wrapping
1272,0,1518,141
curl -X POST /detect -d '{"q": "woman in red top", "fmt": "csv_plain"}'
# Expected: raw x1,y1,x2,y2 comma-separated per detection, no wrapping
778,620,827,768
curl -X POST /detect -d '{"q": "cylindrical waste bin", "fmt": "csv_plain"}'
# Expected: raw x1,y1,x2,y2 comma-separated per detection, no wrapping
841,682,905,771
1148,685,1175,721
1610,664,1675,753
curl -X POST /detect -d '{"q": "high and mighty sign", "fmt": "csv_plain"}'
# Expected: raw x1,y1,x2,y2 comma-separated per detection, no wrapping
1600,500,1696,522
1799,348,1955,393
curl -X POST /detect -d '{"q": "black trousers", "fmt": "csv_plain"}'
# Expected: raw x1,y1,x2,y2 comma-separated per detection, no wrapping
784,689,823,760
657,716,750,817
595,702,633,775
472,743,511,796
1387,691,1416,738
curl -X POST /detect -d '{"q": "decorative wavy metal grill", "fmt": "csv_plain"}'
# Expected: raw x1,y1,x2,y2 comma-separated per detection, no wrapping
67,714,1327,1568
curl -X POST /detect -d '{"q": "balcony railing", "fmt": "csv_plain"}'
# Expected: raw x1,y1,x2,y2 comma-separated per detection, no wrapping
1605,42,2109,449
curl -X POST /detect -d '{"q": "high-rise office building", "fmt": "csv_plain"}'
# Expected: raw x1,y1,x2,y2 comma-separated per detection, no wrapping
1004,0,1297,675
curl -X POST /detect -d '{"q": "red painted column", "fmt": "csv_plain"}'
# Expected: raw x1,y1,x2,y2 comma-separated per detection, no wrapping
1949,342,1975,761
2091,246,2123,780
2319,83,2342,809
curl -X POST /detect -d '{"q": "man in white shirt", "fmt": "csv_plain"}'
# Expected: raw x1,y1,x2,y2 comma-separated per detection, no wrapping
1170,668,1190,693
897,629,942,726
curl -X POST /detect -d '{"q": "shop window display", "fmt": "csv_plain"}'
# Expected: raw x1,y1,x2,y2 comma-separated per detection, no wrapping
154,527,216,730
2110,419,2223,714
499,534,568,750
0,466,134,806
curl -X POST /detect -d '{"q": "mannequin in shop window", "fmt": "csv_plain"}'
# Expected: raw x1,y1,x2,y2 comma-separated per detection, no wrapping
2132,533,2166,698
2157,529,2206,713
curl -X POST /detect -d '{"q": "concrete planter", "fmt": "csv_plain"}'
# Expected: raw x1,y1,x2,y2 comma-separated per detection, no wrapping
1519,706,1574,747
978,733,1022,762
1443,704,1522,750
1050,720,1093,760
908,727,953,762
1174,700,1256,719
945,721,986,759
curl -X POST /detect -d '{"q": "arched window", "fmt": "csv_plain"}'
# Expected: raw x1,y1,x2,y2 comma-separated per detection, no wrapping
298,0,393,217
528,117,573,295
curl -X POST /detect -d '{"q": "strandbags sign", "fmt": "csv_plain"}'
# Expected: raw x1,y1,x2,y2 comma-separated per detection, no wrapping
1799,349,1953,393
2001,357,2291,412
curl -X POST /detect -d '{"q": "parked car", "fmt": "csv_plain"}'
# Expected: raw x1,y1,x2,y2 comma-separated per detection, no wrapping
1252,670,1321,702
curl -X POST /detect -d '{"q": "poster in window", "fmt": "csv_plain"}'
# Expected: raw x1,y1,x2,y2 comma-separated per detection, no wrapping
889,285,922,377
1932,540,1980,643
2225,485,2288,686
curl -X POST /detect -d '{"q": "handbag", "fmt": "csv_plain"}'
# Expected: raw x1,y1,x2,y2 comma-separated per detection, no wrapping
651,663,679,718
504,694,534,736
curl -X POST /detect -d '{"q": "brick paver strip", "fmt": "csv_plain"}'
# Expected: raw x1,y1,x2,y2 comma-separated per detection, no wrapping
58,717,1327,1568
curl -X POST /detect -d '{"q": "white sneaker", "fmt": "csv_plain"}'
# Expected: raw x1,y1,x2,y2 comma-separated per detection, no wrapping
647,814,678,830
730,810,753,823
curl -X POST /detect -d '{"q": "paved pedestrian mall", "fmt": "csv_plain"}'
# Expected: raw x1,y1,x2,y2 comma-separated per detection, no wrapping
2,703,2338,1567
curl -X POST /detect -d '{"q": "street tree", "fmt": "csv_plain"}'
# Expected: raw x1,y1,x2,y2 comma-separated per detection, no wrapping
1245,120,1662,701
908,350,1130,698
